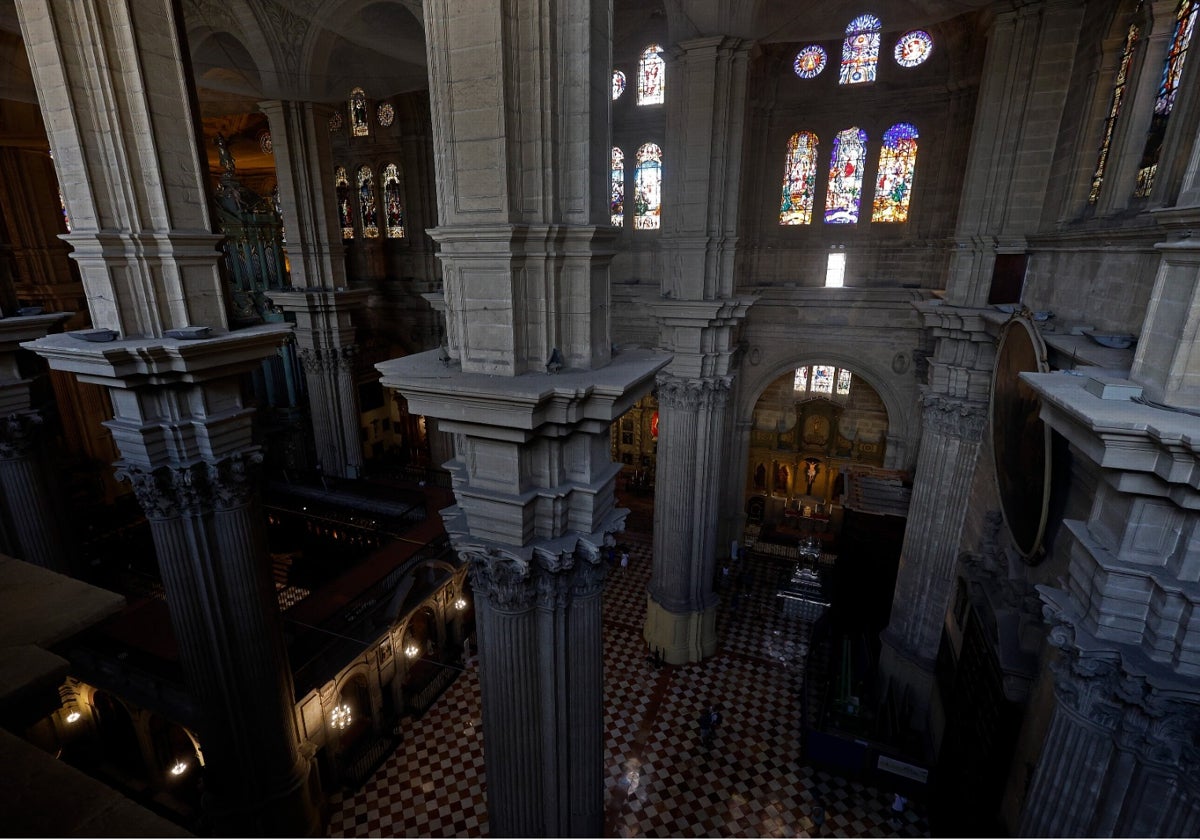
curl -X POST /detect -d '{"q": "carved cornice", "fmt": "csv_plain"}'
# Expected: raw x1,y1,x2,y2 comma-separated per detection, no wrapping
921,393,987,441
0,411,44,459
116,450,263,520
655,374,731,411
462,542,606,611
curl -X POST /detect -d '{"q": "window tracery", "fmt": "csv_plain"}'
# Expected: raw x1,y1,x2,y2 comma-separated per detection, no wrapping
840,14,882,85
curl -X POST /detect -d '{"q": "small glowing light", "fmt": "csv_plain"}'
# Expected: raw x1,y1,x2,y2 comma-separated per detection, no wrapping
454,598,467,611
65,711,81,724
405,644,420,659
330,703,352,730
170,761,188,776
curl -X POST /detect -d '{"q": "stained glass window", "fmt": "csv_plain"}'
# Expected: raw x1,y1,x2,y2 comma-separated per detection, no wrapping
381,163,405,238
811,365,835,395
1135,0,1196,196
613,70,627,101
794,46,828,79
779,131,820,225
377,103,395,127
794,366,809,393
335,166,354,240
611,147,625,227
638,44,665,105
825,127,868,224
259,132,273,155
894,30,933,67
836,368,853,395
872,123,919,223
634,143,663,229
840,14,882,85
349,87,370,137
357,164,379,238
1090,24,1139,203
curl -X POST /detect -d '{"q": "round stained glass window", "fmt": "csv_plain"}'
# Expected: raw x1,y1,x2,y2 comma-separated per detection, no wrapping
259,132,273,155
894,30,934,67
377,103,395,127
793,45,828,79
612,70,626,100
328,112,344,131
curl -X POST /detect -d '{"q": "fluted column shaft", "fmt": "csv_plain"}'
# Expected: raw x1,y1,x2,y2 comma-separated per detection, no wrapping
120,452,317,835
467,546,606,837
645,374,729,662
0,411,69,570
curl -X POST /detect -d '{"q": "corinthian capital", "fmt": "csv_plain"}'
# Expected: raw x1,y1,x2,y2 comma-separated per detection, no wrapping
655,373,731,411
921,393,987,440
116,450,263,520
0,411,44,459
462,542,606,611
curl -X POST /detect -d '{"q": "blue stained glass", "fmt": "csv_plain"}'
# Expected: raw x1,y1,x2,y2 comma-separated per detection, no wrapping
825,127,868,224
840,14,882,85
634,143,663,229
872,123,919,223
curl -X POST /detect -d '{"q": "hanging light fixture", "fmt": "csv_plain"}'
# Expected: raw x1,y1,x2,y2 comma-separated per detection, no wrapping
170,761,188,776
454,597,467,611
405,642,420,659
330,703,352,730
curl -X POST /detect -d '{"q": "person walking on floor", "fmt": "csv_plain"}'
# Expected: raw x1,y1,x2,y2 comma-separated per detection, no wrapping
698,704,722,748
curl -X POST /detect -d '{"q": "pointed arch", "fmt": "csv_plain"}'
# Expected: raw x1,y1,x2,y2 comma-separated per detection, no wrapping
611,147,625,227
840,14,882,85
356,164,379,238
780,131,820,225
638,44,665,105
872,123,919,223
334,166,354,239
825,127,868,224
381,163,405,238
634,143,663,229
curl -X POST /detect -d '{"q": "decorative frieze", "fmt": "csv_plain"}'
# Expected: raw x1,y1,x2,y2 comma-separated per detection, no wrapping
116,450,264,520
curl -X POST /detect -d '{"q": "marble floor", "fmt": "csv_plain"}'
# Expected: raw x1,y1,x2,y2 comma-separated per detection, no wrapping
328,531,929,838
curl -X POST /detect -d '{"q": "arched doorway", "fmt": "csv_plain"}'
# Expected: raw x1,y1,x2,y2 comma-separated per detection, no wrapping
611,392,658,533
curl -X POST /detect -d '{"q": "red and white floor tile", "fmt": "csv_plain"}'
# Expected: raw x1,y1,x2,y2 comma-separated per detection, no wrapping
328,530,928,837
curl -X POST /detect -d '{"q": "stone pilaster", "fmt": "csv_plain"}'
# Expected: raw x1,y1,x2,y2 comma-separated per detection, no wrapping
644,373,728,663
0,311,72,571
943,0,1087,307
880,302,994,722
275,289,368,479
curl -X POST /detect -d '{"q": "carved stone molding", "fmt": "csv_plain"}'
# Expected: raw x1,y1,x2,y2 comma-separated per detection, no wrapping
116,450,264,520
655,374,731,412
1043,594,1200,769
298,347,324,374
921,393,987,440
463,542,606,611
0,411,44,459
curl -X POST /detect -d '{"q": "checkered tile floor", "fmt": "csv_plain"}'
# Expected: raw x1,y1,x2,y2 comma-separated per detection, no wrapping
328,528,929,837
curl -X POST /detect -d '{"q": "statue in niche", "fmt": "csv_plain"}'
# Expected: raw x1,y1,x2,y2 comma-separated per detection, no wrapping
774,463,790,495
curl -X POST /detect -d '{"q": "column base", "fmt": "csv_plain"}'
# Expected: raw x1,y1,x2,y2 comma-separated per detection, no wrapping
878,633,937,734
643,595,717,664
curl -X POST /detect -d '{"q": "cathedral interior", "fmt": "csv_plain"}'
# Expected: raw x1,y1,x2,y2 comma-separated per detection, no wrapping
1,0,1199,837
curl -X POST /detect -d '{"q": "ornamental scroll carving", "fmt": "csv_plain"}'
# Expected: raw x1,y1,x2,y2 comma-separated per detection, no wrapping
116,450,264,520
0,411,44,459
921,393,987,441
655,374,731,412
1043,592,1200,769
463,541,606,612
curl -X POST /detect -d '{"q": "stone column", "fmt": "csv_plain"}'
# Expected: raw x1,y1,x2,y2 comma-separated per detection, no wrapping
879,303,993,724
0,311,72,571
379,0,669,834
273,289,369,479
1020,593,1200,837
16,0,320,832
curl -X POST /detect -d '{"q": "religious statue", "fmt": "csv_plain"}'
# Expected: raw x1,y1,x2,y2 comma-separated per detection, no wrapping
214,132,236,175
804,458,821,495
